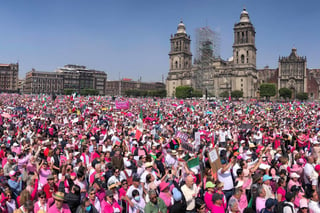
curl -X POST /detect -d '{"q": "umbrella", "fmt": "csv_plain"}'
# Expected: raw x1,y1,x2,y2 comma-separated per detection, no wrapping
44,113,55,119
14,107,27,112
1,113,11,119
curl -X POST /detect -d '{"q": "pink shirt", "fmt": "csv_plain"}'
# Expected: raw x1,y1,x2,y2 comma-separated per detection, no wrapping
256,197,266,213
48,203,71,213
211,204,225,213
204,192,214,211
39,168,52,186
277,187,286,202
159,192,172,208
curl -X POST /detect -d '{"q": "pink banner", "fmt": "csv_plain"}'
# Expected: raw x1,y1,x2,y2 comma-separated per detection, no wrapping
115,101,130,110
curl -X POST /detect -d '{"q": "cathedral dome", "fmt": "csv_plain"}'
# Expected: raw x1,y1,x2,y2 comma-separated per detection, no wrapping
239,8,250,23
177,21,186,34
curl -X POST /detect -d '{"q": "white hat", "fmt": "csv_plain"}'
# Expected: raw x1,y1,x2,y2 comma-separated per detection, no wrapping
13,143,19,147
235,180,244,188
246,150,252,155
240,140,245,144
73,152,80,156
144,162,153,168
259,164,271,170
7,155,14,160
9,170,16,177
290,172,300,178
90,136,96,140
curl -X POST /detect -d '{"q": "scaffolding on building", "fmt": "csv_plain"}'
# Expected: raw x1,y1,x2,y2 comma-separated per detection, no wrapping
194,26,220,62
193,26,221,96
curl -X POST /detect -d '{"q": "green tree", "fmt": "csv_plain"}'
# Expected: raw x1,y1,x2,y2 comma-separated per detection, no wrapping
296,92,308,101
64,88,76,95
279,88,292,99
259,83,276,99
231,90,243,99
191,90,202,98
80,88,99,96
175,86,193,99
219,91,229,98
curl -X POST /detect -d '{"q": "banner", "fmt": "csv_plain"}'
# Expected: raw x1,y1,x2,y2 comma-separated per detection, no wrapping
176,131,195,152
208,148,222,174
115,101,130,109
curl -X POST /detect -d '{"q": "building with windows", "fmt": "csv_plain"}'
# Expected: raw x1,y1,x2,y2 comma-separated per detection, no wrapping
24,69,64,94
24,65,107,95
0,63,19,92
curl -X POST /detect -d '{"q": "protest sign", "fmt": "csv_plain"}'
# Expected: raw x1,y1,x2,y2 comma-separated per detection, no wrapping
176,131,195,152
115,101,130,109
208,148,222,174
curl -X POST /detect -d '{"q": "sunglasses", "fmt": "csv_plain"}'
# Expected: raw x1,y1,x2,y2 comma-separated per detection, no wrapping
40,196,46,199
122,183,128,185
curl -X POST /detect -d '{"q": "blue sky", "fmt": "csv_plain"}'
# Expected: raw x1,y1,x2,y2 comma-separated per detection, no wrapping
1,0,319,81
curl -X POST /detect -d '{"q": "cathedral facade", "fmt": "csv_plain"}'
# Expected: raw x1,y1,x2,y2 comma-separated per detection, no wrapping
166,9,320,99
166,9,259,98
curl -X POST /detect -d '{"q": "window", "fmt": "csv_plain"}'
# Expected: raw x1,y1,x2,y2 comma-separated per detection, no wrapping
241,79,243,82
175,61,178,69
241,55,245,64
241,84,243,87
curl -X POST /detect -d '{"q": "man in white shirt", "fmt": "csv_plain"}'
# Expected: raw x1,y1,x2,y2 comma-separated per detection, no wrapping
304,156,318,190
181,175,199,212
283,192,296,213
217,157,236,202
309,189,320,213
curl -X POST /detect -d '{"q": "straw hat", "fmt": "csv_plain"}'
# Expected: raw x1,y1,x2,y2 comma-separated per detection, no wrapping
53,192,65,201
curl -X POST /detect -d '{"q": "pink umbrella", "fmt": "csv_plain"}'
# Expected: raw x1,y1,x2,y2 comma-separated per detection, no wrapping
1,113,11,119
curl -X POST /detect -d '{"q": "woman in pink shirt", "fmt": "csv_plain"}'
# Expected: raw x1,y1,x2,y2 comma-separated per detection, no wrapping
211,193,225,213
204,181,215,212
159,182,173,210
34,191,48,213
277,178,286,202
39,161,52,189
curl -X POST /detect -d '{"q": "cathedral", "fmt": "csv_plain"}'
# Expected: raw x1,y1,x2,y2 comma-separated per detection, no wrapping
166,9,320,99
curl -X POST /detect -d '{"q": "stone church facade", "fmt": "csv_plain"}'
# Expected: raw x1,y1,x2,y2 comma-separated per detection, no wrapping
166,9,320,99
166,9,258,98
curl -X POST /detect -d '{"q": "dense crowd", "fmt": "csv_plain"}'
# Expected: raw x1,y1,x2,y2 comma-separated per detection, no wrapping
0,94,320,213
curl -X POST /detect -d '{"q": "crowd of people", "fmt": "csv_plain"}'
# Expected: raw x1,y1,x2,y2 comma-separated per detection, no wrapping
0,93,320,213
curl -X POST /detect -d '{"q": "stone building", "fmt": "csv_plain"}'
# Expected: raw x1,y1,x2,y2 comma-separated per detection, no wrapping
259,49,319,99
166,9,258,98
166,21,193,97
278,48,307,97
24,65,107,95
0,63,19,92
106,79,165,96
24,69,64,94
56,65,107,95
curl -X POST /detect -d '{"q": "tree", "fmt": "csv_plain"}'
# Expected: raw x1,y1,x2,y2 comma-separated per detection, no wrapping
296,92,308,101
64,89,76,95
259,83,276,99
191,90,202,98
279,88,292,99
231,90,243,99
175,86,193,99
219,91,229,98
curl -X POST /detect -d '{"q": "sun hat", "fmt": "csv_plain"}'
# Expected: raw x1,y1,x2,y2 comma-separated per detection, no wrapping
9,170,16,177
205,181,216,189
300,198,308,208
290,172,300,178
53,192,65,201
144,162,153,168
159,182,170,192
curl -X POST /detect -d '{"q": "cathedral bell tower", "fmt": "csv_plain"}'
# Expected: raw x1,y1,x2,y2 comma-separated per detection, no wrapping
233,9,256,68
166,21,192,97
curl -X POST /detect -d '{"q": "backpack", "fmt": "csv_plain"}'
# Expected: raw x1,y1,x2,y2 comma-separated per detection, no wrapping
276,202,294,213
